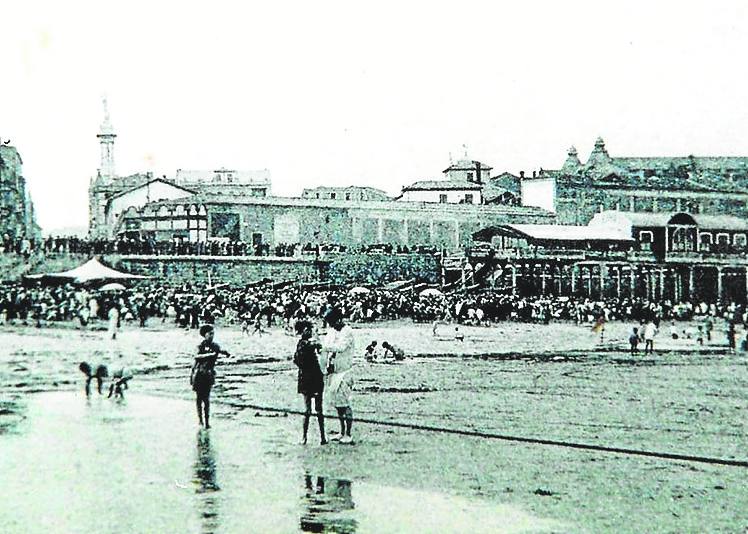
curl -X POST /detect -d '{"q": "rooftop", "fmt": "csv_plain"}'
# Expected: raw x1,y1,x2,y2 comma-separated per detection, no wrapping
402,179,483,192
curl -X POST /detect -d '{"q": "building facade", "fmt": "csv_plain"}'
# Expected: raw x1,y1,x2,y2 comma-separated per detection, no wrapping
88,100,272,238
118,195,555,250
471,210,748,303
0,143,39,239
397,156,493,204
521,137,748,224
301,186,390,202
174,168,271,197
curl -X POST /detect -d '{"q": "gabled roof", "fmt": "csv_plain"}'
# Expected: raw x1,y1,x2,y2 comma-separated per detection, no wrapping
402,179,482,192
108,177,196,201
442,160,493,173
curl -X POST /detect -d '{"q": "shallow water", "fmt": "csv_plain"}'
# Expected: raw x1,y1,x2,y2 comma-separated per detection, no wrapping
0,392,562,533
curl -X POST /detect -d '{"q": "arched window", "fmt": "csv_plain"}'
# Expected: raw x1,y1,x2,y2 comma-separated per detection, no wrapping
698,232,712,252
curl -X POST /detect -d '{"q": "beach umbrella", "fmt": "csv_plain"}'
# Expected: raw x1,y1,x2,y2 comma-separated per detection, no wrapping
348,287,371,296
419,288,443,298
99,282,127,292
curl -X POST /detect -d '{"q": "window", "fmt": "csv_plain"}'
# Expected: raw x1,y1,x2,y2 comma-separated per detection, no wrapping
467,172,473,180
734,233,747,248
439,194,448,203
316,193,320,199
345,193,351,201
330,192,337,200
639,231,653,251
464,194,474,204
699,232,712,252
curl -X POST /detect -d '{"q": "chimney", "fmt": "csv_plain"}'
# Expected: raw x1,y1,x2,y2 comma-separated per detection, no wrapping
532,170,537,178
520,171,525,179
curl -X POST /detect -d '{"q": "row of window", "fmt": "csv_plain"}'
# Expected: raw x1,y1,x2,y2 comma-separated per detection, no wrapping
316,192,354,200
440,194,474,204
638,230,748,250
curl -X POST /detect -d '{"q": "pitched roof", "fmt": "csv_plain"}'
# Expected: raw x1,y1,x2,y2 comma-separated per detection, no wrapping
108,177,196,201
402,179,482,192
442,160,493,173
508,224,633,242
26,257,149,283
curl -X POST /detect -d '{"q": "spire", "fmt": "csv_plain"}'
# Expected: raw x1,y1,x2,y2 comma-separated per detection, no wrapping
562,145,581,171
97,95,117,179
586,136,610,167
99,95,114,136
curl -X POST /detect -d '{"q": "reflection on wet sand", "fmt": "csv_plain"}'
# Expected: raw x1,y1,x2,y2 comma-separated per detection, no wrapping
301,473,358,533
194,430,220,534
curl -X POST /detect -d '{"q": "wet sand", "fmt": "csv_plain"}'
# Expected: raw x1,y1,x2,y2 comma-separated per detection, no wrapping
1,320,747,533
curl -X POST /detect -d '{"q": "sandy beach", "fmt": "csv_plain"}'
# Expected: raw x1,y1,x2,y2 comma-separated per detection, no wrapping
1,319,746,533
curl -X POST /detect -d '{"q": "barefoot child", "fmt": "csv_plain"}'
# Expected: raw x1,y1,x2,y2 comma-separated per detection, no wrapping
293,320,327,445
190,325,231,428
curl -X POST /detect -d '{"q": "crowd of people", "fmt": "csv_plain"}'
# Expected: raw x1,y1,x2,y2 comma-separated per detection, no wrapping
1,234,443,259
3,276,748,333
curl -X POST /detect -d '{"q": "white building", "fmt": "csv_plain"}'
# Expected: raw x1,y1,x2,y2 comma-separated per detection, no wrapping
397,156,491,204
398,180,483,204
107,178,195,232
174,168,271,197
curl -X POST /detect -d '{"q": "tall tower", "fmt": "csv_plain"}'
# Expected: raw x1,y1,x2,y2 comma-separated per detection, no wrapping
97,96,116,180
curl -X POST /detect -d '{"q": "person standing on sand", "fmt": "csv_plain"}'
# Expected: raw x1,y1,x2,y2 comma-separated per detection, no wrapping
629,327,640,355
293,320,327,445
321,308,356,444
191,325,231,429
107,302,120,340
643,320,657,354
727,320,736,353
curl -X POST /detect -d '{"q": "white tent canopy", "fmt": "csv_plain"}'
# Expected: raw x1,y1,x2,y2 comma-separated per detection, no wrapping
26,258,149,284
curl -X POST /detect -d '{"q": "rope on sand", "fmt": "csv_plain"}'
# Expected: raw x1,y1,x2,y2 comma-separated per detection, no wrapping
221,400,748,468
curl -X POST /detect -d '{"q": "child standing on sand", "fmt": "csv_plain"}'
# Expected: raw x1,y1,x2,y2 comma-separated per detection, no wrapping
293,320,327,445
190,325,231,429
321,309,356,444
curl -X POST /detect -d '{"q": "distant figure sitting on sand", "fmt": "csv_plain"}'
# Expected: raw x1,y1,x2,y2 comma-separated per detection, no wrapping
670,321,679,340
454,327,464,342
191,324,231,429
79,362,108,397
381,341,405,361
364,341,378,362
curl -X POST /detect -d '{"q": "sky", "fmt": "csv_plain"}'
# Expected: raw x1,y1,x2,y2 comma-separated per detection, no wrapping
4,0,748,232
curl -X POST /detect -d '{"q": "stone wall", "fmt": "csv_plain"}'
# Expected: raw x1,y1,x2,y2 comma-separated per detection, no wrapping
114,256,324,285
9,252,440,287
